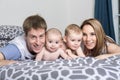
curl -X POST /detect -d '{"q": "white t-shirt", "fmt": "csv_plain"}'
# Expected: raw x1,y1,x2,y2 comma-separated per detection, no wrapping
9,34,35,60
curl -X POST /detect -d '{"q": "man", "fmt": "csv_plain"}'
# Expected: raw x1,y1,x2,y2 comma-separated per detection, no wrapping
0,14,47,66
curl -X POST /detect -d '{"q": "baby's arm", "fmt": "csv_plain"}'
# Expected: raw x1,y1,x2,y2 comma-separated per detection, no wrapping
76,47,85,57
66,47,85,59
59,48,71,59
35,47,44,61
66,49,78,59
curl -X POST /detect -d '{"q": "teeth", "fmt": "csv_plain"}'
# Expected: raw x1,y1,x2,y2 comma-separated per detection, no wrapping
90,41,93,43
86,41,93,44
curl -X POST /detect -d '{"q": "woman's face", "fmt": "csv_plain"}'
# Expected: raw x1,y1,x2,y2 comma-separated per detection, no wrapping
82,25,97,50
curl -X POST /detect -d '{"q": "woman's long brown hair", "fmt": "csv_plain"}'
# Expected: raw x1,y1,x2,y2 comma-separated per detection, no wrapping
80,18,115,57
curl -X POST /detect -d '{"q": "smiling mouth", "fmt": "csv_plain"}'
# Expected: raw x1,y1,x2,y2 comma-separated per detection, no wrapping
49,48,57,52
50,47,56,49
86,41,93,44
86,43,92,46
34,45,42,51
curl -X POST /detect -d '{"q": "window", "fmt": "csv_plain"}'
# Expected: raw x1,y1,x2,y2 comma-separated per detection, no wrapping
112,0,119,44
118,0,120,44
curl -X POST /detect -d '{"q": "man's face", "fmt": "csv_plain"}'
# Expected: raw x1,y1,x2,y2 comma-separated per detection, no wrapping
25,28,45,54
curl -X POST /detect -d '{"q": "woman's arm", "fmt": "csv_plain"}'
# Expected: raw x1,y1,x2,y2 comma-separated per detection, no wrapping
95,53,120,59
96,43,120,59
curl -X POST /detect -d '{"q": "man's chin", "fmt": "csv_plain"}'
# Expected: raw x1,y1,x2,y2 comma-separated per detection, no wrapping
30,50,41,55
34,48,42,53
35,50,41,54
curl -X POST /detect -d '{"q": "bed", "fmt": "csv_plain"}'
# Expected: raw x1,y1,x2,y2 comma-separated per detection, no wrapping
0,56,120,80
0,25,120,80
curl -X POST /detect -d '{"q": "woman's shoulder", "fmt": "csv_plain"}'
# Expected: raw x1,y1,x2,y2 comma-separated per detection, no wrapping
105,36,116,46
106,36,115,43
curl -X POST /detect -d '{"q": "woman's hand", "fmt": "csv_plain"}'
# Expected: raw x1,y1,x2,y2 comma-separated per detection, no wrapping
95,53,119,60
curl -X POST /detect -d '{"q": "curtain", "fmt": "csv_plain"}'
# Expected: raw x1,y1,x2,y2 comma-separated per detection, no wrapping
94,0,115,41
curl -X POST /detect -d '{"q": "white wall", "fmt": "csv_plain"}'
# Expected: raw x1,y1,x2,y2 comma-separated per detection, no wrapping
0,0,94,34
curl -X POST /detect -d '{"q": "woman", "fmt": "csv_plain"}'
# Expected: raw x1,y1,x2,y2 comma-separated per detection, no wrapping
80,18,120,59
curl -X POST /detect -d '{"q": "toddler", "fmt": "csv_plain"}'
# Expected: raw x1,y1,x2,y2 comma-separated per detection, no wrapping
63,24,85,59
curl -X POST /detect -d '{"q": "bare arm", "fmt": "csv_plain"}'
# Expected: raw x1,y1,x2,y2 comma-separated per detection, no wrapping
76,47,85,57
66,49,78,59
66,47,85,59
0,60,17,66
35,47,44,61
96,43,120,59
0,52,17,66
0,52,5,60
59,49,71,59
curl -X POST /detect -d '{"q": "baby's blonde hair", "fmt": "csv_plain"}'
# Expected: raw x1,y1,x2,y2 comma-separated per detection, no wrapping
65,24,82,36
46,28,62,39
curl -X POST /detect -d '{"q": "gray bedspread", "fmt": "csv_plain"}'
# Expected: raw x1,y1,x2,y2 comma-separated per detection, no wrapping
0,55,120,80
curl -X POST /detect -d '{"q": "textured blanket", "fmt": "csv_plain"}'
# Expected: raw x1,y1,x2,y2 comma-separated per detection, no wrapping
0,55,120,80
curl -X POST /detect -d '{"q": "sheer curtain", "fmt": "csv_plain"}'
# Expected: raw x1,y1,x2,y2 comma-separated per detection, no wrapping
94,0,115,41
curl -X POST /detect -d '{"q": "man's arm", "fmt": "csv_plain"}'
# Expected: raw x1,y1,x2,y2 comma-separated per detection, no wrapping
0,44,21,66
0,44,21,60
0,52,5,60
0,59,17,66
0,52,17,66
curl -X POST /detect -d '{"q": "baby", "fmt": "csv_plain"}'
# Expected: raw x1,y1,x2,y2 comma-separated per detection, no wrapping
63,24,85,59
35,28,70,61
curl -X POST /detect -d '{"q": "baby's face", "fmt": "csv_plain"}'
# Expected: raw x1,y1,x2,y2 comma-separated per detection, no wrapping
46,34,61,52
65,33,82,50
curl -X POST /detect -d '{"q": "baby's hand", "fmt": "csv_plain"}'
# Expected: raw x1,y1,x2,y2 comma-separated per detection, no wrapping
66,49,77,59
66,49,72,56
76,47,85,57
